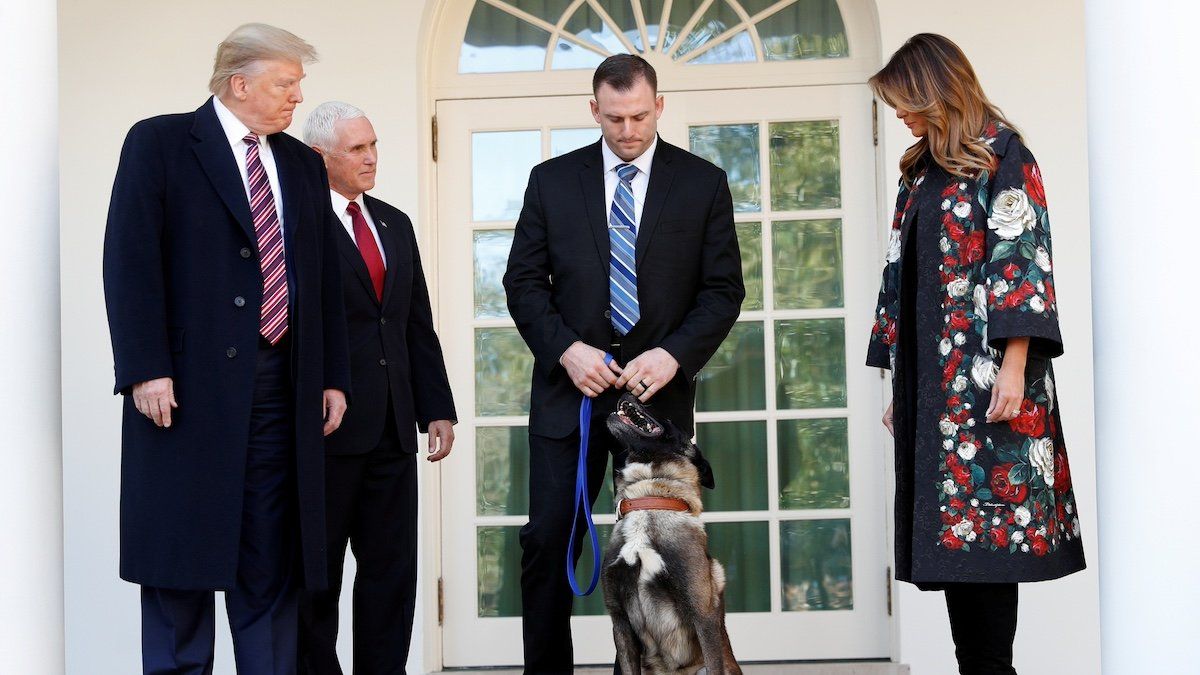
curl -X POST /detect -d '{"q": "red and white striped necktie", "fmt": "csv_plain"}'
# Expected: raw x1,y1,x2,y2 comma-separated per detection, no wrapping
244,133,289,345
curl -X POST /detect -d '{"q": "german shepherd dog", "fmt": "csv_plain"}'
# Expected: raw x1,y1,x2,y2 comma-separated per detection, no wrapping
603,394,741,675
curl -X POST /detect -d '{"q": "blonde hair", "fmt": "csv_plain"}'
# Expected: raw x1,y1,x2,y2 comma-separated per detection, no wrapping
208,23,318,97
869,33,1019,184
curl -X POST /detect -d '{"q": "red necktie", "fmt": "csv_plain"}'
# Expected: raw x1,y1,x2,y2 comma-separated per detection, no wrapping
244,133,289,344
347,201,385,302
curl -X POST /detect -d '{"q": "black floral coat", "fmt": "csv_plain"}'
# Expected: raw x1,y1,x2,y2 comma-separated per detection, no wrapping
866,123,1086,584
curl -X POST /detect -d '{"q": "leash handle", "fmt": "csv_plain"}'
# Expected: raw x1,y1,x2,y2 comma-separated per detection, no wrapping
566,352,613,596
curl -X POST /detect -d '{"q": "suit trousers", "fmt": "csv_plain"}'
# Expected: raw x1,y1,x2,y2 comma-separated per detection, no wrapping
298,407,418,675
944,582,1019,675
141,337,298,675
520,405,625,674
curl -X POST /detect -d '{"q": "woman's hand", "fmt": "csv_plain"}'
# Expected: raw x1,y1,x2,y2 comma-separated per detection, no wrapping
986,337,1030,423
882,399,895,437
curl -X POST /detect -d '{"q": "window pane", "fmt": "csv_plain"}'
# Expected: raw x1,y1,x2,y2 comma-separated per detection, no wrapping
503,0,575,24
565,1,631,55
643,0,666,49
772,218,843,309
660,0,705,52
474,230,514,319
775,318,846,409
696,321,765,412
780,519,853,611
697,421,768,511
460,2,553,74
689,123,761,213
572,523,614,615
673,0,745,60
477,523,614,618
707,521,770,612
778,418,849,509
477,426,529,515
769,120,841,211
472,130,541,221
551,37,607,70
687,30,755,64
550,127,600,157
737,222,763,311
757,0,849,61
475,327,534,416
595,0,644,51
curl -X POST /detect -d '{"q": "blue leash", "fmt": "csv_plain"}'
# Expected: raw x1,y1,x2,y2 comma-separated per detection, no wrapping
566,352,613,596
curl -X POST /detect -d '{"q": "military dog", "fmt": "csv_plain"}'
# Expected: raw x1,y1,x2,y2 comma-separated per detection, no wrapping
603,394,740,675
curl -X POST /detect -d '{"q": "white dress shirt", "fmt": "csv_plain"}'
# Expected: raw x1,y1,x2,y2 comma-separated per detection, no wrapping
602,136,657,235
212,97,286,239
330,191,387,267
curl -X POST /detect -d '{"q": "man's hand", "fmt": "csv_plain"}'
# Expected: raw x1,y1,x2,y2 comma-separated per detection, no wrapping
427,420,455,462
132,377,177,428
615,348,679,402
323,389,347,436
560,341,622,398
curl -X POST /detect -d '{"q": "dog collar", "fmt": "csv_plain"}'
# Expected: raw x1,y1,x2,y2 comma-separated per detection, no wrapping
617,496,693,519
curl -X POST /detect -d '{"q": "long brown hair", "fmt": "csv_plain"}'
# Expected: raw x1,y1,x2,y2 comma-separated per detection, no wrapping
869,34,1018,184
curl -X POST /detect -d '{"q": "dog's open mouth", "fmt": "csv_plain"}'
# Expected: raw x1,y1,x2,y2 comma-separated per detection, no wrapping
617,397,662,437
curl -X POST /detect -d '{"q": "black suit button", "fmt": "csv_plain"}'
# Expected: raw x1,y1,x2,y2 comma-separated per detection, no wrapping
234,296,246,307
379,317,388,326
240,247,252,259
379,358,388,366
603,310,612,319
226,347,238,359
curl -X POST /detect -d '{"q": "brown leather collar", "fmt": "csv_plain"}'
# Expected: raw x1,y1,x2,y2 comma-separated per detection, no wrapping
618,496,692,518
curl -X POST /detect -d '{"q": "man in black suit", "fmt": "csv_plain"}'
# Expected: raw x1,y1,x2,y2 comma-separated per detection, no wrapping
503,54,744,673
297,101,457,675
102,24,350,674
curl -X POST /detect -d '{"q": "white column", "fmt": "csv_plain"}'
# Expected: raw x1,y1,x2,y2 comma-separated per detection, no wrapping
0,0,64,672
1086,2,1200,672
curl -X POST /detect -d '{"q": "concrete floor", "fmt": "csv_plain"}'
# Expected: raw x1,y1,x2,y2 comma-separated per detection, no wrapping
436,664,909,674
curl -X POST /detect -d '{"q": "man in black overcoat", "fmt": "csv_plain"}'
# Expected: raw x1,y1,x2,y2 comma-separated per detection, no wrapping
102,23,350,673
502,54,744,673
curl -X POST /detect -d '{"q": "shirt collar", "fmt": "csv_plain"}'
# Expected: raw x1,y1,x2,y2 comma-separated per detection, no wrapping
212,96,258,149
330,190,364,219
601,135,657,180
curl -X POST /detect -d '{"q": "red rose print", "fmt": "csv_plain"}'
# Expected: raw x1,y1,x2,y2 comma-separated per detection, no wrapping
942,183,959,198
1045,280,1056,305
944,255,959,269
953,464,971,486
947,220,966,241
990,528,1009,547
1030,535,1050,557
1054,451,1072,494
949,311,971,331
1003,263,1021,280
942,511,957,525
941,529,965,550
1023,164,1047,208
990,464,1028,504
960,231,985,265
1009,400,1046,437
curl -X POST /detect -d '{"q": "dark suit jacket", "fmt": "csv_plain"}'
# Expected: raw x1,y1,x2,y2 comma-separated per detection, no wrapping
102,98,351,590
324,194,456,455
503,138,744,438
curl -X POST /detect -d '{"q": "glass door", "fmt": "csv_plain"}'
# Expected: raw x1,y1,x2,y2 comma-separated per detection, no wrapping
435,85,886,668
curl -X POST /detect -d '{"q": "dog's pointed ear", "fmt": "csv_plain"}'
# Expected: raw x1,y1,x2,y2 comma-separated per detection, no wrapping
688,442,715,489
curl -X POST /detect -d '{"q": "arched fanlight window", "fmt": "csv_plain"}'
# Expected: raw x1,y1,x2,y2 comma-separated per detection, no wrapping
459,0,849,73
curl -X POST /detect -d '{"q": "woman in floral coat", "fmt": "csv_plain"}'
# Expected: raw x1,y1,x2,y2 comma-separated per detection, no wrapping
866,34,1085,674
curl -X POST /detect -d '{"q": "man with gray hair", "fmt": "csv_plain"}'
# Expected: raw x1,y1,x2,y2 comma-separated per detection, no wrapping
297,101,456,675
103,23,350,673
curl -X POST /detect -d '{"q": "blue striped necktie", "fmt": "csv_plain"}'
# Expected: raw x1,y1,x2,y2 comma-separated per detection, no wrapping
609,163,640,335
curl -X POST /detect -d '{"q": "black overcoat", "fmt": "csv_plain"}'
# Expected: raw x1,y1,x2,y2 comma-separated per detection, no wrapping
866,123,1085,584
503,139,744,438
103,98,351,590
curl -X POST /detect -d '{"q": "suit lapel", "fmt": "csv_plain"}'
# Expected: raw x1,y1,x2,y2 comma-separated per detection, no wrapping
579,141,610,270
271,135,302,246
635,138,676,268
366,196,401,308
190,98,255,242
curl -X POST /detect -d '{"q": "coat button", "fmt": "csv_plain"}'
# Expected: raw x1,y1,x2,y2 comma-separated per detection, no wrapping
240,247,252,259
379,358,388,366
226,347,238,359
379,317,388,326
603,310,611,319
234,296,246,307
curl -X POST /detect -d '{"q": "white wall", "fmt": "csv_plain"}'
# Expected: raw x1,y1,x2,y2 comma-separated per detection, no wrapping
58,0,1100,673
874,1,1102,673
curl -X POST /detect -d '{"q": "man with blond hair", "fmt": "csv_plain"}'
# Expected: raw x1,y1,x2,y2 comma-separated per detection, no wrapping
103,23,350,673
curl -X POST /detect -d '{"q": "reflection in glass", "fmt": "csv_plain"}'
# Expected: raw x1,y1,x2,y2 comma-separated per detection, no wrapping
778,418,849,509
476,426,529,515
696,421,768,512
696,321,765,412
551,127,601,157
737,223,763,311
773,219,843,309
674,1,746,61
460,2,553,74
474,230,514,319
776,319,846,409
565,1,631,55
737,0,783,15
477,525,614,617
770,120,841,211
475,328,535,415
642,0,666,49
660,0,705,53
689,124,761,212
757,0,849,61
551,37,607,70
707,521,770,612
780,519,853,611
688,30,755,64
472,130,541,222
595,0,644,51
